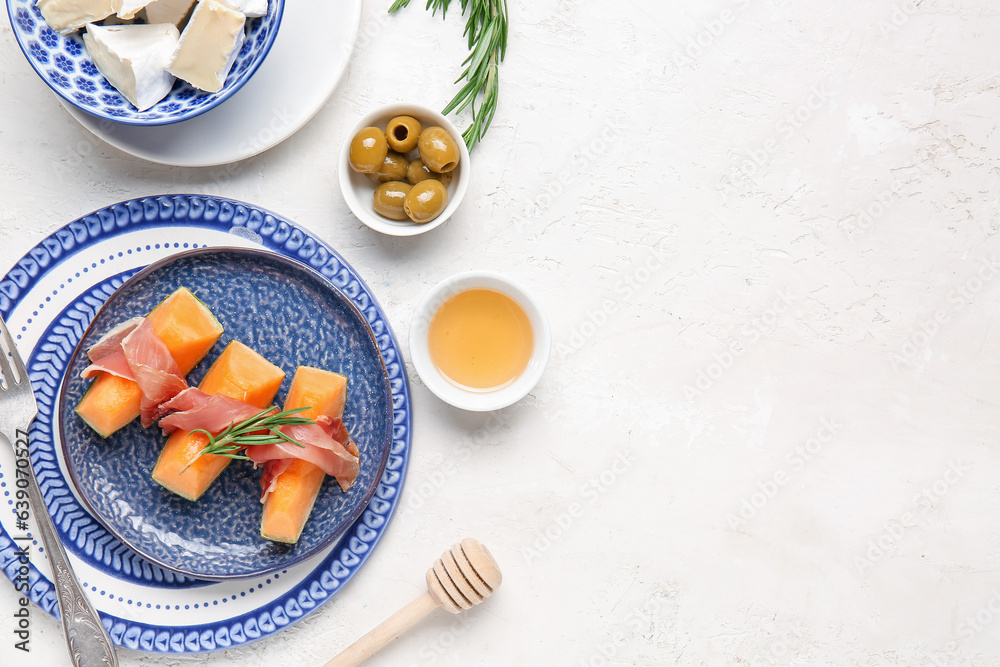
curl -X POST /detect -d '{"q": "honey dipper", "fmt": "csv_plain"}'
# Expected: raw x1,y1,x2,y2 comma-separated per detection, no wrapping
325,538,502,667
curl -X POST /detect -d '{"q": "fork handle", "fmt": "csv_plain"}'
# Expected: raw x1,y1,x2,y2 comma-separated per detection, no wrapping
22,438,119,667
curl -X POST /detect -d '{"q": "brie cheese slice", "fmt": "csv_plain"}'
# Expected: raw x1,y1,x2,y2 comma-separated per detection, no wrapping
143,0,196,26
167,0,245,94
36,0,114,34
112,0,150,19
83,23,180,111
217,0,265,18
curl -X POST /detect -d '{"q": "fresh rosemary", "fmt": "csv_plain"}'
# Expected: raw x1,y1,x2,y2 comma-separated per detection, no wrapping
389,0,509,150
179,406,314,474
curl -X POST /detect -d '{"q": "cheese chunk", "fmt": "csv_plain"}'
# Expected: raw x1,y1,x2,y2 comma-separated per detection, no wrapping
218,0,265,18
167,0,245,93
83,23,180,111
36,0,114,34
144,0,196,26
112,0,149,19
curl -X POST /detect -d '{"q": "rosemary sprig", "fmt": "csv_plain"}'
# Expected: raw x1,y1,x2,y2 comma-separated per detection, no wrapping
389,0,509,150
179,406,314,474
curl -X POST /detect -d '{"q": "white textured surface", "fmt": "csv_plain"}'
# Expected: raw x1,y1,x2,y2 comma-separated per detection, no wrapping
3,0,1000,664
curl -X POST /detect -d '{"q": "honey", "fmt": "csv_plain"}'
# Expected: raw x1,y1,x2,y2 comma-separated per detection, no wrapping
428,288,534,390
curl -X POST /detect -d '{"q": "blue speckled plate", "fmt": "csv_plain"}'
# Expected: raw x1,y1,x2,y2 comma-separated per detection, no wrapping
58,247,393,580
0,195,410,653
6,0,284,125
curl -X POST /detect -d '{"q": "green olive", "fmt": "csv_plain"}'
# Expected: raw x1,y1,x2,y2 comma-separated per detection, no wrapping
406,158,453,187
403,180,448,224
373,181,412,221
349,127,388,174
417,126,460,173
368,151,410,183
385,115,422,153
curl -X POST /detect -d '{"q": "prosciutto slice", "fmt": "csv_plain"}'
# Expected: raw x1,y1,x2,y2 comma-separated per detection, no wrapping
80,347,134,381
81,317,189,427
122,321,188,426
250,416,360,502
155,387,360,501
81,317,144,380
157,388,265,434
259,459,293,502
247,422,359,478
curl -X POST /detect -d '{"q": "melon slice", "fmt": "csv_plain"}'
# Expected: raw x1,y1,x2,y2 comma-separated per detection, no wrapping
151,340,285,501
260,366,347,544
76,287,223,438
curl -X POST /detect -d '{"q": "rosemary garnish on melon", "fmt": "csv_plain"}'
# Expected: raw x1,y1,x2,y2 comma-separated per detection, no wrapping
389,0,509,150
179,406,313,473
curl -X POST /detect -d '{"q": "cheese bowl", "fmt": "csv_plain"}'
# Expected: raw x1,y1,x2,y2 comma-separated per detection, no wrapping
6,0,284,126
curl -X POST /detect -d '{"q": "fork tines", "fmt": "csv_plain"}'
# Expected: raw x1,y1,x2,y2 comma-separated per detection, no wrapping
0,315,27,390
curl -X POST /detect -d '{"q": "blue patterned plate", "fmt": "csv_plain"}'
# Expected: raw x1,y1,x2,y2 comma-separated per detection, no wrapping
6,0,284,125
58,247,393,580
0,196,410,652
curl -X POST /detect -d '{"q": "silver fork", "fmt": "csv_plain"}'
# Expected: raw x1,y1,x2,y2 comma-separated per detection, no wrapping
0,315,118,667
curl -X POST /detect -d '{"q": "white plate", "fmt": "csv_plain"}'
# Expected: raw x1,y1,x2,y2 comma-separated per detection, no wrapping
63,0,362,167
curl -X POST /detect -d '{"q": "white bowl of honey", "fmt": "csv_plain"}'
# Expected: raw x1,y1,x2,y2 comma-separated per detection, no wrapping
409,271,551,411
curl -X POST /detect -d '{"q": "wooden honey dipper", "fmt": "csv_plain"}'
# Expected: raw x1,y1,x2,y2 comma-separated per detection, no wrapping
325,538,502,667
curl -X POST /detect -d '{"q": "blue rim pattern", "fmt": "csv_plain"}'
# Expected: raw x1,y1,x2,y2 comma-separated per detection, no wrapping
31,269,200,586
5,0,285,126
0,195,411,653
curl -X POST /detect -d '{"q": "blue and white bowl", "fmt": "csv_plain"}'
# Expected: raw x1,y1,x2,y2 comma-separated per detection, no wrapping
6,0,284,126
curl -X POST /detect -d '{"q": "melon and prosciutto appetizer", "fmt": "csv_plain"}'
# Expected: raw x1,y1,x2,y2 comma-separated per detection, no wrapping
82,317,189,427
75,287,224,438
253,366,359,544
151,340,285,501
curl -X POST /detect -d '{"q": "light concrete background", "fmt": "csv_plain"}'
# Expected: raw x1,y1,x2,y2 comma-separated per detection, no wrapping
3,0,1000,664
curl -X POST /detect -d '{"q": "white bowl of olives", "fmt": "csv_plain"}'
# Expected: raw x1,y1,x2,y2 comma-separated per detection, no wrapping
339,103,471,236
